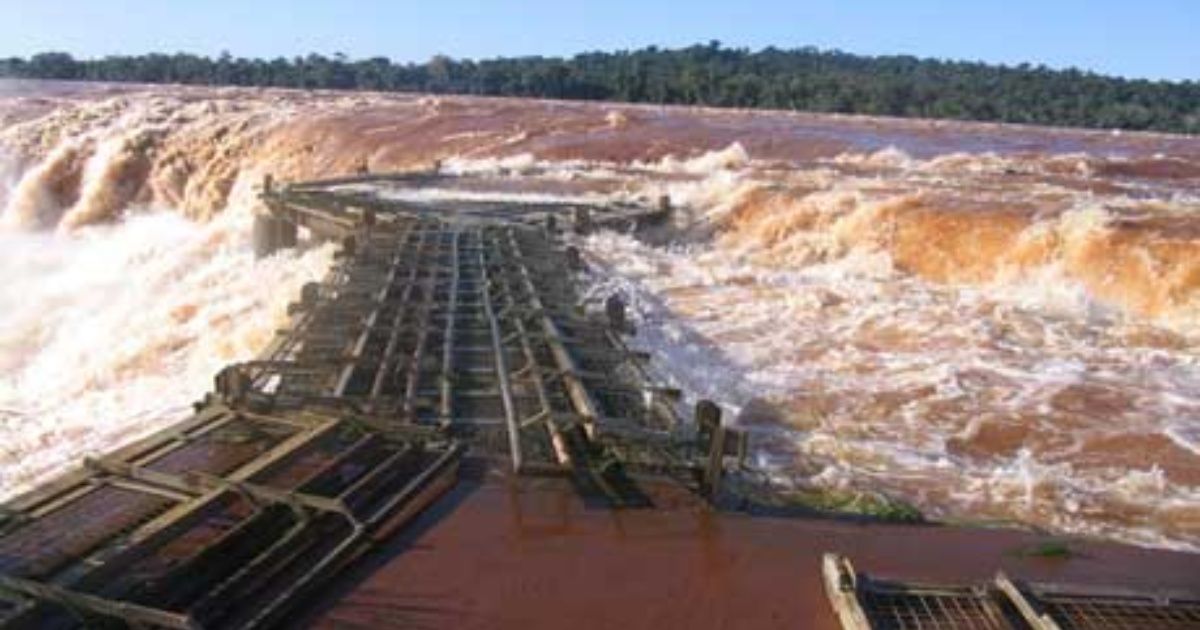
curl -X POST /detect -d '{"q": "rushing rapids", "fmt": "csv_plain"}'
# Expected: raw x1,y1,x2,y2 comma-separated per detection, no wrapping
0,80,1197,551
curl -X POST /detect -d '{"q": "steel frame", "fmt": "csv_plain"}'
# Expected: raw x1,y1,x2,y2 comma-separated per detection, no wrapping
0,174,737,629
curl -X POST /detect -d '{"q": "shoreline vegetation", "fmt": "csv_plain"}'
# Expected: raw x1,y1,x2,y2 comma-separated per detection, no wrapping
2,42,1197,134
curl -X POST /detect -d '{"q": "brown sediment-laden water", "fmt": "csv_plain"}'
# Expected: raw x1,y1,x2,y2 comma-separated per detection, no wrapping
0,79,1197,551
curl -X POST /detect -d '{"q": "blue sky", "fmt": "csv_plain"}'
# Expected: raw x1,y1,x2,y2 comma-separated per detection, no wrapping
2,0,1196,81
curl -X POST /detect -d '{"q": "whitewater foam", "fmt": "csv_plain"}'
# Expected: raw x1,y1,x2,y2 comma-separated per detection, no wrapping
2,84,1198,553
575,186,1200,550
0,210,333,499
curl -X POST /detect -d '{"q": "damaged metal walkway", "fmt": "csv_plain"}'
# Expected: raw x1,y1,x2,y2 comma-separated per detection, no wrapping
0,174,744,629
5,173,1193,630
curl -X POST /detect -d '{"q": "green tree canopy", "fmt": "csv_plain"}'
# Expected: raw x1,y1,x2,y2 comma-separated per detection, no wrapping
2,45,1196,134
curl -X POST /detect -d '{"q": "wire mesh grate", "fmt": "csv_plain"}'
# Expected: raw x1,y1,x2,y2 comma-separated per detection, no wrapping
1041,595,1200,630
861,588,1018,630
823,554,1028,630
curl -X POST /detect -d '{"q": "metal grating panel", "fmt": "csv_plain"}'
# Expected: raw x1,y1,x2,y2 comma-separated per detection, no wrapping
1003,578,1200,630
1044,597,1200,630
823,554,1023,630
825,554,1200,630
861,589,1017,630
0,409,463,629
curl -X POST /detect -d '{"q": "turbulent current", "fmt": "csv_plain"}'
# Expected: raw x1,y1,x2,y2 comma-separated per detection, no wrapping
0,80,1197,551
0,211,333,495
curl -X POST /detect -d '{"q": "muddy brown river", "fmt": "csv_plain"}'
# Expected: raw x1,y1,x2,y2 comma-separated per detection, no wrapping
1,79,1197,550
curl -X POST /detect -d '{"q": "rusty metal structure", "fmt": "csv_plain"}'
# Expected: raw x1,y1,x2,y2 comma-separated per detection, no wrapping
0,174,747,629
822,553,1200,630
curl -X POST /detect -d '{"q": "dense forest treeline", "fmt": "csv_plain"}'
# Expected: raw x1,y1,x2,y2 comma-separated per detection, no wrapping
2,43,1198,133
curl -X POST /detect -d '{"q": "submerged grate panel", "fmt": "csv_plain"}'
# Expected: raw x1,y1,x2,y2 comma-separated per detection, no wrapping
824,554,1200,630
860,589,1016,630
1036,591,1200,630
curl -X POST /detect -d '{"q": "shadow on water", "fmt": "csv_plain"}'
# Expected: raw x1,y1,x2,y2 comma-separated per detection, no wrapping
288,459,491,629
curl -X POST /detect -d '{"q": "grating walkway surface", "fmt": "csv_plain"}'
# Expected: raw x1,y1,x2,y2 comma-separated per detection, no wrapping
1033,588,1200,630
0,178,718,629
823,554,1200,630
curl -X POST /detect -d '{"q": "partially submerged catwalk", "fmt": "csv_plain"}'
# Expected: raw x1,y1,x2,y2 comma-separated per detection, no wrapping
1,174,1196,629
0,173,741,629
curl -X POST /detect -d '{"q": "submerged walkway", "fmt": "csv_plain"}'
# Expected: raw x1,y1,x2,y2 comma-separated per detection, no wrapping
1,175,1197,630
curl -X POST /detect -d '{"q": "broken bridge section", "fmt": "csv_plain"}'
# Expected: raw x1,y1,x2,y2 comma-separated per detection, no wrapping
0,174,744,629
